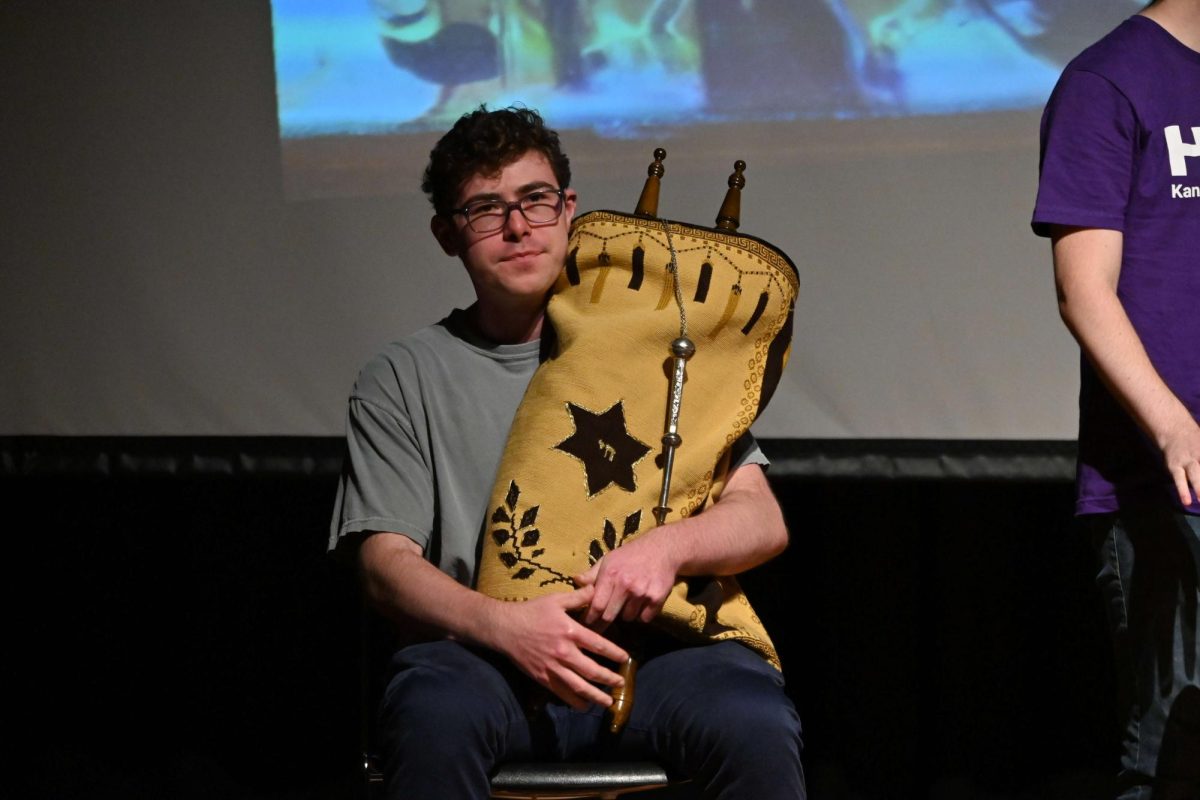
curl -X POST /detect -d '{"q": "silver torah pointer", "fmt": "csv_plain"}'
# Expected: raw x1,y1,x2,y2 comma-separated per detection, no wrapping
652,336,695,526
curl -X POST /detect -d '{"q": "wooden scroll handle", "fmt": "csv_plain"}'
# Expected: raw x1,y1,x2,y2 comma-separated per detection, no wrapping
609,656,637,733
606,148,666,733
715,160,746,231
634,148,667,219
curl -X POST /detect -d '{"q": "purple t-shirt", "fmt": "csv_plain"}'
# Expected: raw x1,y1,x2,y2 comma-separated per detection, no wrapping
1032,15,1200,516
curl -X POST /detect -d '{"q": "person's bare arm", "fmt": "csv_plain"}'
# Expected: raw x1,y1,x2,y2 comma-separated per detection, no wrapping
358,532,628,709
1051,225,1200,505
574,462,788,627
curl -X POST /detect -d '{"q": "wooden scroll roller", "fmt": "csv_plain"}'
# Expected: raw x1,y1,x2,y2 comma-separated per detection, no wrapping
475,151,798,734
634,148,666,219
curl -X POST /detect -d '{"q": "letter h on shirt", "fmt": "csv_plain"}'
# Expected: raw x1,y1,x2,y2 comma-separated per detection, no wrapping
1165,125,1200,177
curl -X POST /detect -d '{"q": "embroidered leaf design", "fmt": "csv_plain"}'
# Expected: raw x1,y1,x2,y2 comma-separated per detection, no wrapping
589,540,604,564
623,510,641,538
520,506,539,528
489,481,572,588
603,519,617,551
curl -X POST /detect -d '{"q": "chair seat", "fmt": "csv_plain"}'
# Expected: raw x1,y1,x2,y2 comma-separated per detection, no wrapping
489,761,673,799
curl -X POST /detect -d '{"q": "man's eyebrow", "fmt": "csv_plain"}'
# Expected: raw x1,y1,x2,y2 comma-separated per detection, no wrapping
515,180,557,194
460,181,557,206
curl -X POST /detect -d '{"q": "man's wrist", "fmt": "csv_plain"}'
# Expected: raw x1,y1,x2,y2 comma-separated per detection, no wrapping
460,592,509,653
642,524,687,578
1150,401,1198,451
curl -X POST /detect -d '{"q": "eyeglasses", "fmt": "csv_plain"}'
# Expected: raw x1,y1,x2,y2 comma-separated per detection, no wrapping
452,188,566,233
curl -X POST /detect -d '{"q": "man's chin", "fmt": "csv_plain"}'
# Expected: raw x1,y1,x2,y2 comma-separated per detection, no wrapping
503,261,559,285
485,268,555,299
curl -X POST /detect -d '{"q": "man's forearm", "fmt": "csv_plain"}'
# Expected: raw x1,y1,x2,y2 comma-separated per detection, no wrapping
1053,227,1197,450
652,462,788,578
358,532,500,647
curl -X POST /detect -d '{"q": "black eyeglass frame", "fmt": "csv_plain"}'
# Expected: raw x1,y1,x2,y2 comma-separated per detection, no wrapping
450,188,567,233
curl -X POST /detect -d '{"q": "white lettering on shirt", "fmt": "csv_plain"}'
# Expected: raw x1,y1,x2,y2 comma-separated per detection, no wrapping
1165,125,1200,177
1171,183,1199,199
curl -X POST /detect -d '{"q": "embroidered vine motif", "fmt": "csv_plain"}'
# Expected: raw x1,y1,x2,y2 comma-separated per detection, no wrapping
587,509,643,566
490,481,573,588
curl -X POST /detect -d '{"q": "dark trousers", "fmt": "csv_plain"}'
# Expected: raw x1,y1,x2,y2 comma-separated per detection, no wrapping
378,638,806,799
1090,508,1200,800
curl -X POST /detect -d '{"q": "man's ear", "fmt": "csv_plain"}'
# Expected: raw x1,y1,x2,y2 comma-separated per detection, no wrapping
562,189,578,227
431,214,458,256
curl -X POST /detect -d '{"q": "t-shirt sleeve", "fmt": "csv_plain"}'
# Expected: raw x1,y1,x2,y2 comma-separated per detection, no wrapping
730,431,769,471
328,357,435,556
1032,69,1136,237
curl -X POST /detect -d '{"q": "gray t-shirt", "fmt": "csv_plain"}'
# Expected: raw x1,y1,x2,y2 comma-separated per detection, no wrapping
330,307,765,587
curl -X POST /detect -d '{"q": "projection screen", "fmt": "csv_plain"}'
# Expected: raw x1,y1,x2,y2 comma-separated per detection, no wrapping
0,0,1141,440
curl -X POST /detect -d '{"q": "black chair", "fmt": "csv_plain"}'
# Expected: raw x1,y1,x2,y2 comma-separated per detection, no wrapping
365,755,677,799
362,758,676,800
489,760,675,799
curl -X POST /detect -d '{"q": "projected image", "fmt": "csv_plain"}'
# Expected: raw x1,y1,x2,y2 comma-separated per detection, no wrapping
271,0,1139,197
275,0,707,136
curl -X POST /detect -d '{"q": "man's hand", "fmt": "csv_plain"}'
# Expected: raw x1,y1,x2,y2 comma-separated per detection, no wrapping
1159,417,1200,507
489,585,630,710
359,533,627,709
575,463,788,630
574,533,678,629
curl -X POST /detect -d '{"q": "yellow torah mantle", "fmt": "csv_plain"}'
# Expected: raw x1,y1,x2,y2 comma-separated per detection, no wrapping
476,206,798,671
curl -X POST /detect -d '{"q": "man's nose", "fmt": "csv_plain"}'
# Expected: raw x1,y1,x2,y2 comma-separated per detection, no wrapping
502,205,531,239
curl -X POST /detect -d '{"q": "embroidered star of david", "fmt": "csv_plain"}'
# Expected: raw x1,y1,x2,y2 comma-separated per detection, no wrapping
554,401,652,497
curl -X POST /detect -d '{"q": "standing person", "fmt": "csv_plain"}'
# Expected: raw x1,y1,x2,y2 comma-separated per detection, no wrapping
330,105,806,799
1032,2,1200,797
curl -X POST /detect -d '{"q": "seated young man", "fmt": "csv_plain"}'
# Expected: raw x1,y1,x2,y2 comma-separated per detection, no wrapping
330,106,806,799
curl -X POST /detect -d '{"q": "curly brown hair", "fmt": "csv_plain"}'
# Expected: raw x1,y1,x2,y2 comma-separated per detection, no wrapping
422,105,571,217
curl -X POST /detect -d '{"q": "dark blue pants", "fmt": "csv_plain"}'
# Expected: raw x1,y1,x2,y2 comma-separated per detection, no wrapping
1090,508,1200,800
378,638,806,799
